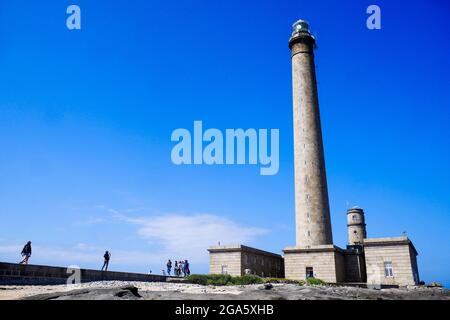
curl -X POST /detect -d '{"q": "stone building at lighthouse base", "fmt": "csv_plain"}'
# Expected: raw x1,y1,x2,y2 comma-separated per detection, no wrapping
282,235,419,286
208,208,420,287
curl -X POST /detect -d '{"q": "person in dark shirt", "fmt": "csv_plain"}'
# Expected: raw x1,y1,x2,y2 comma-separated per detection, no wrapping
101,250,111,271
184,260,190,276
19,241,32,265
166,259,172,276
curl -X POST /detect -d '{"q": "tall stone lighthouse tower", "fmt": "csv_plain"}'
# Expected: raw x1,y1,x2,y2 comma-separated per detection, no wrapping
284,20,342,282
289,20,333,247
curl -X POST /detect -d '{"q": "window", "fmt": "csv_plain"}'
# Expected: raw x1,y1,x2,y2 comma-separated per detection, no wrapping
221,265,229,275
244,254,248,265
306,267,314,279
352,215,357,221
384,262,394,277
354,230,358,234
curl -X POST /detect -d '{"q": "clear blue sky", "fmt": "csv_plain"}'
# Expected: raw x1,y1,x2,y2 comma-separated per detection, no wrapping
0,0,449,286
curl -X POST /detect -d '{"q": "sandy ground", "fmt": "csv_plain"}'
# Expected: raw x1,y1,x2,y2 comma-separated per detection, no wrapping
0,281,243,300
0,281,449,300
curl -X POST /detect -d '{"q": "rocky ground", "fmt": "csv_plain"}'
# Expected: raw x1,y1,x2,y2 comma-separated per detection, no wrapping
0,281,448,300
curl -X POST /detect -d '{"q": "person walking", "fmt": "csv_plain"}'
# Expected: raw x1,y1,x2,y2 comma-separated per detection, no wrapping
19,241,32,265
174,261,178,276
184,260,190,276
166,259,172,276
101,250,111,271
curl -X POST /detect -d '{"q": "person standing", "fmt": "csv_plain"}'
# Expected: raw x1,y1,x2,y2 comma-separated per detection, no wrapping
101,250,111,271
182,260,186,277
166,259,172,276
19,241,32,264
184,260,190,276
179,260,184,277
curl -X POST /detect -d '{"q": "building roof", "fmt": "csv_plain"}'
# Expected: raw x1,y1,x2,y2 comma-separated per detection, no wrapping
363,236,418,256
207,245,282,258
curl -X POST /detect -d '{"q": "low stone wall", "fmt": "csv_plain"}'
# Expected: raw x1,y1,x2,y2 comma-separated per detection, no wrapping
0,262,167,285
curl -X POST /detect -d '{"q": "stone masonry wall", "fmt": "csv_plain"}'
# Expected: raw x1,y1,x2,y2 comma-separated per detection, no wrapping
241,251,284,278
344,251,366,283
208,246,284,278
284,247,345,283
209,251,242,276
0,262,167,285
364,242,417,286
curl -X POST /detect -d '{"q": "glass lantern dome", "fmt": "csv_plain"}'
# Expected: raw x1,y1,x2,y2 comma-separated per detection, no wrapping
291,20,311,35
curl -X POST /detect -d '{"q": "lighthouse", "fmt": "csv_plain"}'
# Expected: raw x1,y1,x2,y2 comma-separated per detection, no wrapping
289,20,333,247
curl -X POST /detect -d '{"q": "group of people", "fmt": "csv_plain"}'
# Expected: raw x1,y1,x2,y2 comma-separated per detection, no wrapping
165,259,190,277
18,241,112,272
18,241,189,278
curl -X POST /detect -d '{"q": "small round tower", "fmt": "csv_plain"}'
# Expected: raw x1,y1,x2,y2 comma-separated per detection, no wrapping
347,207,367,245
